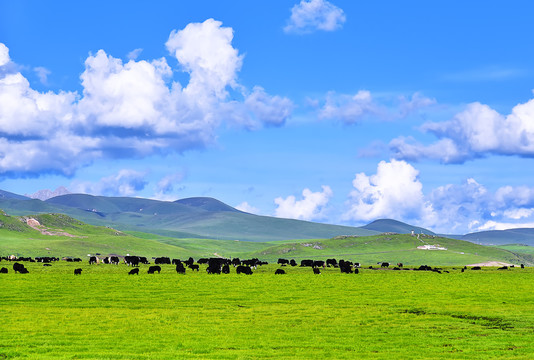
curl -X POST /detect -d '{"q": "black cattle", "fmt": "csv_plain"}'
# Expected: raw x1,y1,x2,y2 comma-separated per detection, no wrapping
175,262,186,274
73,258,82,262
13,262,27,273
497,266,508,270
172,259,182,265
289,259,297,266
381,262,390,268
354,268,359,274
189,264,199,271
339,262,353,274
139,257,149,264
236,265,253,275
397,262,403,268
313,260,325,268
124,256,140,267
74,268,82,275
232,258,241,267
89,256,98,265
471,266,482,270
300,259,314,267
206,264,221,274
102,257,110,264
197,258,209,264
275,269,286,275
184,257,194,267
128,268,139,275
353,262,361,268
0,267,7,273
277,258,290,266
155,257,171,265
110,256,120,265
241,258,261,268
326,258,337,267
313,268,321,274
222,264,230,274
415,265,432,271
521,264,525,268
147,265,161,274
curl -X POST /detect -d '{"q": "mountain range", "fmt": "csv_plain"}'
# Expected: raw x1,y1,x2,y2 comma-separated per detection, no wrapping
0,189,533,245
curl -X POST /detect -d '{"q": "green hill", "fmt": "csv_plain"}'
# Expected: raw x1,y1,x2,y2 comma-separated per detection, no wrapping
0,211,529,266
361,219,435,235
42,195,379,241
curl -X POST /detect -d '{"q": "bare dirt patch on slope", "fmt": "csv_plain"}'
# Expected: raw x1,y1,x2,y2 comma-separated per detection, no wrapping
24,217,86,238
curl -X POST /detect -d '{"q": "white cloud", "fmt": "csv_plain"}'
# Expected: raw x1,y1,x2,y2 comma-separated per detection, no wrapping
0,19,293,177
475,220,534,232
245,86,293,127
71,169,147,197
284,0,346,34
503,208,534,220
391,94,534,163
34,66,51,85
127,48,143,60
155,172,185,195
343,160,435,224
398,92,437,118
0,43,9,67
317,90,436,124
235,201,260,214
318,90,379,123
341,160,534,234
274,185,333,221
166,18,243,100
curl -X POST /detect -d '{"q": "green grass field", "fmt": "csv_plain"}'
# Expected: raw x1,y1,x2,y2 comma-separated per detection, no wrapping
1,262,534,359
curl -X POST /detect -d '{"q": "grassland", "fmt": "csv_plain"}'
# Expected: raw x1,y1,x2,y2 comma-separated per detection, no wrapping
1,262,534,359
1,211,531,266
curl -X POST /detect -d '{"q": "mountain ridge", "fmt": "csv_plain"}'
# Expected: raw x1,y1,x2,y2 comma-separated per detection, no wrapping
0,189,532,245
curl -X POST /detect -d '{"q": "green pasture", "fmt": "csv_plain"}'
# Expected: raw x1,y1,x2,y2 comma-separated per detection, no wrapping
1,262,534,359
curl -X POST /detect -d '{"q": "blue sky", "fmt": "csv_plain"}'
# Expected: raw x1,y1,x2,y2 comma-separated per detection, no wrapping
1,0,534,234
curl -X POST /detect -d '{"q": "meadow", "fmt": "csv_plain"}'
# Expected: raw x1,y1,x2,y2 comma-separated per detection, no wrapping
1,262,534,359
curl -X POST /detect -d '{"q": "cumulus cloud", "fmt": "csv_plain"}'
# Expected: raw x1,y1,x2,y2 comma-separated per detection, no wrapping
274,185,333,221
165,18,243,100
343,160,435,224
341,160,534,234
0,43,9,67
245,86,293,127
235,201,260,214
284,0,346,34
0,19,293,177
71,169,147,197
391,95,534,163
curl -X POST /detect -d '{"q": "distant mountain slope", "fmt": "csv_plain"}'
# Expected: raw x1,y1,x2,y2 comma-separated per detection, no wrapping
361,219,435,235
41,194,379,241
0,189,30,200
175,197,241,212
460,228,534,246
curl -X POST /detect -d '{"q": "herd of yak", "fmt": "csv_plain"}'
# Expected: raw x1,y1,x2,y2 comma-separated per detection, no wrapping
0,255,526,276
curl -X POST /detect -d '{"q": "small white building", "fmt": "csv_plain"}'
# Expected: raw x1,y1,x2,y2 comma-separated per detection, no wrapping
417,244,447,250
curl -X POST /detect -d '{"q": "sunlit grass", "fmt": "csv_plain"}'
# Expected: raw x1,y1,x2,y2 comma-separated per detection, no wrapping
1,262,533,359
